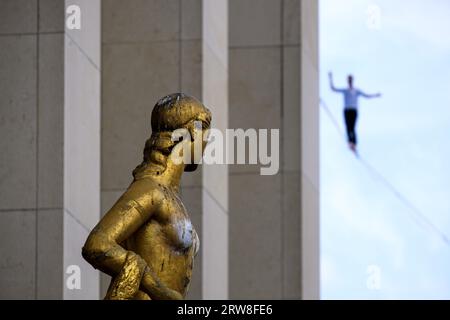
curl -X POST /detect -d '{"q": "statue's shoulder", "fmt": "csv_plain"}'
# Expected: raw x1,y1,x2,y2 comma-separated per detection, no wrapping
120,178,164,211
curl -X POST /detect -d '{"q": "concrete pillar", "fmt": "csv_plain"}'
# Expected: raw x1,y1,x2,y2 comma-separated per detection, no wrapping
227,0,319,299
300,0,320,300
202,0,229,299
63,0,101,299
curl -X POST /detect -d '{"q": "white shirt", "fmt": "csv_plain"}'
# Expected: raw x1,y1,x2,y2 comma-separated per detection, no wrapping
331,86,376,110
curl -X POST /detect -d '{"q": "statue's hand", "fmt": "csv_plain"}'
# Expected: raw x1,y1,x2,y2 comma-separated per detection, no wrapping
165,288,183,300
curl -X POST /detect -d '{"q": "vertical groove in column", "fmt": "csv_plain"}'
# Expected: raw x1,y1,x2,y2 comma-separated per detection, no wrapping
178,3,183,201
35,0,40,300
178,0,182,92
298,0,304,298
280,0,285,299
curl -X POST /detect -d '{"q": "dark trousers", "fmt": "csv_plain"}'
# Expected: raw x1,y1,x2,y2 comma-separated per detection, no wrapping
344,109,358,144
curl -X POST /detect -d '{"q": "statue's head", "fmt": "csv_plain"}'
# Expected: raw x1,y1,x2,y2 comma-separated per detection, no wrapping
133,93,212,178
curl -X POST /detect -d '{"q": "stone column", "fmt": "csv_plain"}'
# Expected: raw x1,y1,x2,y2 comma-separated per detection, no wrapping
63,0,101,299
202,0,229,299
300,0,320,300
227,0,319,299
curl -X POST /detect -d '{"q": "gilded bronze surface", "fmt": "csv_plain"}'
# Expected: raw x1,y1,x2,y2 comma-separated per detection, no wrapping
82,93,211,300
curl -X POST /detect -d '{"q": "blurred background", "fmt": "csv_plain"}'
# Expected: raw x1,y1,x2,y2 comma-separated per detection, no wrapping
320,0,450,299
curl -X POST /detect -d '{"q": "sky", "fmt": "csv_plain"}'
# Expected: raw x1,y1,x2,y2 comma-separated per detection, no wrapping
320,0,450,299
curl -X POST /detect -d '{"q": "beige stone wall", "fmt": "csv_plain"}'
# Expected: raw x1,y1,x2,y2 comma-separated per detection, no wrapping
228,0,291,299
0,0,65,299
227,0,319,299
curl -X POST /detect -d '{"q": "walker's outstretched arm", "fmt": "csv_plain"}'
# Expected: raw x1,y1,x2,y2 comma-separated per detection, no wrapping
360,91,382,98
328,72,344,93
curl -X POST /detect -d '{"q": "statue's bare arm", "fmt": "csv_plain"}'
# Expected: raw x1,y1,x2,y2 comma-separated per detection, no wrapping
82,187,182,300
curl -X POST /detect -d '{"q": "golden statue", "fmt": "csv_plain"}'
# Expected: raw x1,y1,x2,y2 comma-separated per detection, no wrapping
82,93,211,300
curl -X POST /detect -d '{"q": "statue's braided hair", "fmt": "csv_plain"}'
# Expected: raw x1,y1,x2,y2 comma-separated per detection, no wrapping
133,93,211,178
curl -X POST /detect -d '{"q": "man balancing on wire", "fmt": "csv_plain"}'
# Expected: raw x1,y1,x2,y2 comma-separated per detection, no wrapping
329,72,381,152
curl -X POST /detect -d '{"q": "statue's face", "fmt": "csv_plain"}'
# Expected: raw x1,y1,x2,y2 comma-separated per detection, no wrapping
184,127,210,172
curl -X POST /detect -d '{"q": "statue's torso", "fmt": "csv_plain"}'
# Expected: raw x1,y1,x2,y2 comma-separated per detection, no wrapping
124,182,199,297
